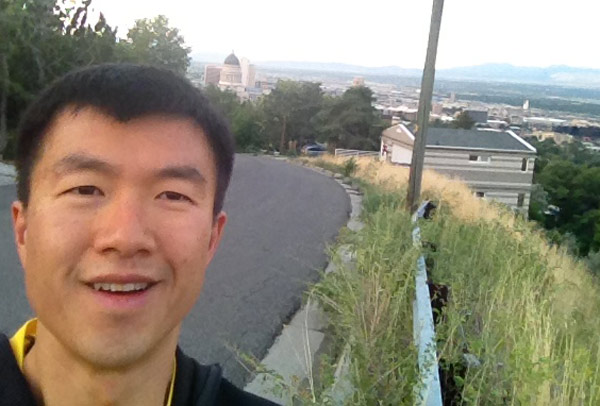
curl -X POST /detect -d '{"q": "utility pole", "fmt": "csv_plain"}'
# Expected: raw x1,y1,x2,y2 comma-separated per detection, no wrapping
406,0,445,213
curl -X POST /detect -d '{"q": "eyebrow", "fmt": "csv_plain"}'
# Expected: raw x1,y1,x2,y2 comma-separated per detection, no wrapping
52,154,117,177
52,153,206,186
154,165,206,186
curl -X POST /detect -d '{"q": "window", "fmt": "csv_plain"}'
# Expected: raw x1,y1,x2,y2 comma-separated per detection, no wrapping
517,193,525,207
521,158,528,171
475,191,485,198
469,154,491,163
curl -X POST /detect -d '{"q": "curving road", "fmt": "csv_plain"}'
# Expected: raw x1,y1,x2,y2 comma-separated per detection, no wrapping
0,155,350,386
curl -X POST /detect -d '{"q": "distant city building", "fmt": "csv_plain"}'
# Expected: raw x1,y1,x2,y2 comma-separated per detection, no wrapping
380,124,537,213
523,117,567,131
533,131,574,145
486,119,509,129
401,108,418,122
523,99,530,111
201,51,269,101
203,65,222,86
219,52,243,89
510,115,525,125
432,103,444,115
464,109,488,123
353,77,365,87
240,57,256,88
450,92,456,102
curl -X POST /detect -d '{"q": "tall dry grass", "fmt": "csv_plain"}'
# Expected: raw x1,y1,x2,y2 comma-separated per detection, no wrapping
305,155,600,405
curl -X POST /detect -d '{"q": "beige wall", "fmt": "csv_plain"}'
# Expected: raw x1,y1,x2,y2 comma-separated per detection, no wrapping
424,147,534,210
381,133,535,211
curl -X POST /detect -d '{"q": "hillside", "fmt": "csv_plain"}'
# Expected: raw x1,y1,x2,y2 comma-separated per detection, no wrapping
295,155,600,405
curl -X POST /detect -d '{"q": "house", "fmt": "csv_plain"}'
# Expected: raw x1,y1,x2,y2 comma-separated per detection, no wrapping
380,124,537,212
464,109,488,123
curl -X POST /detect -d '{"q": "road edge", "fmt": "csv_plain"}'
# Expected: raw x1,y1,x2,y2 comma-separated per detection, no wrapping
244,159,363,404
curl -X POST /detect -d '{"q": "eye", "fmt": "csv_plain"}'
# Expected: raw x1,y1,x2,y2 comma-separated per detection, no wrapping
68,185,103,196
157,191,194,203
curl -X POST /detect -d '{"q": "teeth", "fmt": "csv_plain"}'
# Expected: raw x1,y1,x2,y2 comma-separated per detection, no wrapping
93,282,149,292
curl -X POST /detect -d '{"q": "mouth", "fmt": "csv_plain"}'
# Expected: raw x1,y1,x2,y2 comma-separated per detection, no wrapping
91,282,151,294
83,277,159,310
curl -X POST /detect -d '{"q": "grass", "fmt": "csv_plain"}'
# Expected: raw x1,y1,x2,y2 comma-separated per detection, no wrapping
313,200,420,405
294,155,600,405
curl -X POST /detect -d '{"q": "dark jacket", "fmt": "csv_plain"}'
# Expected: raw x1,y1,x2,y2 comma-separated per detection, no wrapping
0,334,279,406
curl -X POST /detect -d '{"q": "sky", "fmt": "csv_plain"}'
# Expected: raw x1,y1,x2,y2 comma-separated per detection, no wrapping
91,0,599,69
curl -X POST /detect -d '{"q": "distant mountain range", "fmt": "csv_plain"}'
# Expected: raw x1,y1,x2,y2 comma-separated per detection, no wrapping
191,53,600,87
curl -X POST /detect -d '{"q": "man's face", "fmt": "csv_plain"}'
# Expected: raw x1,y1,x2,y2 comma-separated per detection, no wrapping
12,107,227,368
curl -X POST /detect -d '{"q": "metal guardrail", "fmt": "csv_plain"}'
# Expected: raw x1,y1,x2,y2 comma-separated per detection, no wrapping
412,201,443,406
334,148,380,158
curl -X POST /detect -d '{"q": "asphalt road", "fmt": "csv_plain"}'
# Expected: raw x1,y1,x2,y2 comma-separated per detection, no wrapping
0,155,350,386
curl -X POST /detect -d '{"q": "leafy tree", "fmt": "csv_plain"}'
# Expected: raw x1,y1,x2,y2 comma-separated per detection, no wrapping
203,85,240,120
202,86,266,151
528,183,549,223
119,15,190,74
318,86,385,150
586,250,600,277
232,102,265,151
262,80,323,152
537,159,581,228
0,0,191,158
0,0,113,158
530,138,600,256
451,111,475,130
430,118,451,128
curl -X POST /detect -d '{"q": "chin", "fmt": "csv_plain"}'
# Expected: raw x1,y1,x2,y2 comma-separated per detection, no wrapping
75,335,157,371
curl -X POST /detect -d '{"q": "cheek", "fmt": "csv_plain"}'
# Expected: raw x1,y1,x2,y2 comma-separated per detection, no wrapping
156,214,214,272
26,207,90,263
23,207,92,296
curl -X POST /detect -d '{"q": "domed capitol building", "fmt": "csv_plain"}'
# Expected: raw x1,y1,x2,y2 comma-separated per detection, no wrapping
203,51,261,100
219,52,243,87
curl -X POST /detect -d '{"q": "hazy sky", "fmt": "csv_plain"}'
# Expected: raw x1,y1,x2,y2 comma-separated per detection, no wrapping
92,0,598,69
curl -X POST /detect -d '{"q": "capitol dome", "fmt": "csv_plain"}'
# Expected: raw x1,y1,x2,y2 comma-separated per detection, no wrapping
224,52,240,66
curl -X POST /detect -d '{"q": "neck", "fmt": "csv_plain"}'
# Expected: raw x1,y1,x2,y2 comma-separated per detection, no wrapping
23,322,177,406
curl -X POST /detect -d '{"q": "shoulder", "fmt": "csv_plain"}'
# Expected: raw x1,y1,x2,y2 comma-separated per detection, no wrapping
0,334,37,406
173,347,279,406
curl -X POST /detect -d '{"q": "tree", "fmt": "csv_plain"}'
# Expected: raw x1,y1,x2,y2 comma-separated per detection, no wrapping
262,80,323,152
528,183,549,223
318,86,386,150
452,111,475,129
203,85,240,120
232,102,266,151
202,86,267,151
532,154,600,256
0,1,191,158
119,15,190,74
0,0,124,158
586,249,600,277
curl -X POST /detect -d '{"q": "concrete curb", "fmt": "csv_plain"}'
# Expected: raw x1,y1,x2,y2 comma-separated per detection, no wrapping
245,160,363,404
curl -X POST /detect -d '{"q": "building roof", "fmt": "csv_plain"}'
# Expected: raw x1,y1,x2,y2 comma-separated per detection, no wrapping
224,52,240,66
425,128,535,152
382,125,536,153
382,124,414,146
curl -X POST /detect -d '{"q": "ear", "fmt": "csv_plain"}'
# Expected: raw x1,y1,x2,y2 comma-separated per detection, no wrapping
206,211,227,264
12,201,28,269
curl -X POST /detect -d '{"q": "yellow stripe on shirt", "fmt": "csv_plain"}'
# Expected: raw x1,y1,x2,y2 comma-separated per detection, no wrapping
9,318,37,370
9,318,176,406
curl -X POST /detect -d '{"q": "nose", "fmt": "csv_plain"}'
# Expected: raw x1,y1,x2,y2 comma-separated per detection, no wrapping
93,192,156,258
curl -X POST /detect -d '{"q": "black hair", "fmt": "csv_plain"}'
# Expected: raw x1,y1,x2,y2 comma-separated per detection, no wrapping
16,63,235,215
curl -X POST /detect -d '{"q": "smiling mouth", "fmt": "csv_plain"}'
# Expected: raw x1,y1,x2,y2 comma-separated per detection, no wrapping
90,282,151,293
